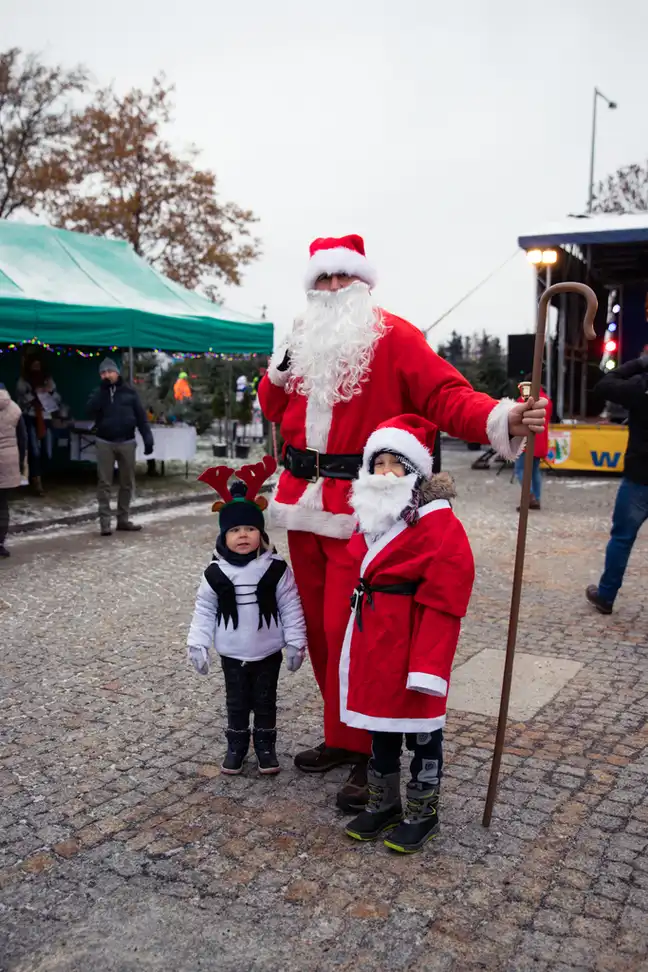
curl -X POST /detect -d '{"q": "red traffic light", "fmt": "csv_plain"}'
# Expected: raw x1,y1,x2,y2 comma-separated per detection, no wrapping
605,339,617,353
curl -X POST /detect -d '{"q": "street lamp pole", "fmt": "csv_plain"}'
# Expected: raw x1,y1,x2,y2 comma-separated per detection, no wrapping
587,87,617,214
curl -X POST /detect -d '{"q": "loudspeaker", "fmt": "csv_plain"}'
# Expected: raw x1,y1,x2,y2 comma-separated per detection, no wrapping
507,334,535,380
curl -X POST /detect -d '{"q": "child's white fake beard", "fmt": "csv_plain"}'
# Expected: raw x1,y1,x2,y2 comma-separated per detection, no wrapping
351,468,418,537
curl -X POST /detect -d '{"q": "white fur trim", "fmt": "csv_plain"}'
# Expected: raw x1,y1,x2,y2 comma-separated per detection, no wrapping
486,398,525,461
298,479,325,510
305,247,377,291
362,426,433,477
340,708,446,734
268,344,290,387
270,498,356,539
360,499,450,570
406,673,448,697
305,397,332,453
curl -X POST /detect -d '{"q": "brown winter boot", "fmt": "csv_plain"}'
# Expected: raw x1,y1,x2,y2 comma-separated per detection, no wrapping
336,757,370,813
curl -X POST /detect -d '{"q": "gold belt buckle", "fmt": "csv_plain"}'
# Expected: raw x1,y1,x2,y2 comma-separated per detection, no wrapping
305,447,320,483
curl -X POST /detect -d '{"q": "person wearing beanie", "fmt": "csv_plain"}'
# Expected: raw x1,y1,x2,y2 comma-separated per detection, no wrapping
335,414,474,853
257,233,547,812
187,457,307,775
86,357,154,535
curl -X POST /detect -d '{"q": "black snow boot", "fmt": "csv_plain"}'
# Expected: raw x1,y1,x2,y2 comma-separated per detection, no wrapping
384,782,440,853
253,728,280,775
221,728,250,775
345,765,402,841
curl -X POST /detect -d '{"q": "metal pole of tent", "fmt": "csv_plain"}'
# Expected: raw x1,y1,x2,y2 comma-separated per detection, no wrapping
226,359,233,458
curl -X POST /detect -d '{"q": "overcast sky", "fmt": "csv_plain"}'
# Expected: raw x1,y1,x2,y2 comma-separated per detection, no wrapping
4,0,647,349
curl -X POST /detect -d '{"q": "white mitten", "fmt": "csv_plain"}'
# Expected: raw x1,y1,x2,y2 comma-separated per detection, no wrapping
285,644,305,673
188,644,210,675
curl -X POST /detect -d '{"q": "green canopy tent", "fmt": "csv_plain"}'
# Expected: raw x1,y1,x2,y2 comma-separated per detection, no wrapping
0,222,273,353
0,223,274,470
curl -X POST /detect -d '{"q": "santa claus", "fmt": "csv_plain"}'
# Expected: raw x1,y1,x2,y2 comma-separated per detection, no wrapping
258,234,546,811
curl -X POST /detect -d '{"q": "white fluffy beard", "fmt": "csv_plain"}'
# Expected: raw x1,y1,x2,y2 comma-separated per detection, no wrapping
286,281,386,409
351,468,418,537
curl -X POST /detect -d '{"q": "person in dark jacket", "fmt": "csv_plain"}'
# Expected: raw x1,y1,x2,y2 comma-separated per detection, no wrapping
87,358,154,536
586,355,648,614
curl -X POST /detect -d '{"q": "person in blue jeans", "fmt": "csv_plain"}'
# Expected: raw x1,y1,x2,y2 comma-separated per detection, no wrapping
587,355,648,614
514,383,552,511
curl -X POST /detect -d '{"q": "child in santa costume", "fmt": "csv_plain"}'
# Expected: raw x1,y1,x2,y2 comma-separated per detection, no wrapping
340,415,474,853
187,457,306,775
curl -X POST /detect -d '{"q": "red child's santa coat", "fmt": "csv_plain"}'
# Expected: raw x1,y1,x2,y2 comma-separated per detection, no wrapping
259,312,520,539
339,500,475,733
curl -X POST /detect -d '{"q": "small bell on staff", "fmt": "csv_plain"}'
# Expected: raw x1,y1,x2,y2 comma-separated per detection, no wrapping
518,380,532,401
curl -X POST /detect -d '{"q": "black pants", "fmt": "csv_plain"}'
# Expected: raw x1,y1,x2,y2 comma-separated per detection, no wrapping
220,651,282,731
371,730,444,786
0,489,8,545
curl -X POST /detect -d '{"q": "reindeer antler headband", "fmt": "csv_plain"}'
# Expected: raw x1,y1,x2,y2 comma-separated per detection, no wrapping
197,455,277,513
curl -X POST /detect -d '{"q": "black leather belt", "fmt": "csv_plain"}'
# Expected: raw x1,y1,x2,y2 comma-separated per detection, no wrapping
284,444,362,483
351,578,420,631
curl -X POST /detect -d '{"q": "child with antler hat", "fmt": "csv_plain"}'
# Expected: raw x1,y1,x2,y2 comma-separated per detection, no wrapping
187,456,306,775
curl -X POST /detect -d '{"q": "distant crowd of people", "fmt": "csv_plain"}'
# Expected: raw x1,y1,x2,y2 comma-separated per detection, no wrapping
0,355,153,554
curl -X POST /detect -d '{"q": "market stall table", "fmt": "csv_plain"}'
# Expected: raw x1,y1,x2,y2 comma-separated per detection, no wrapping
69,422,197,476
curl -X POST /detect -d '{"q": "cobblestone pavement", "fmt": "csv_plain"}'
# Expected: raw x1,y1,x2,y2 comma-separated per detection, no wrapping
1,450,647,972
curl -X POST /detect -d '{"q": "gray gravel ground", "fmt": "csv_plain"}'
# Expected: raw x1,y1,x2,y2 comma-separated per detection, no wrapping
1,447,647,972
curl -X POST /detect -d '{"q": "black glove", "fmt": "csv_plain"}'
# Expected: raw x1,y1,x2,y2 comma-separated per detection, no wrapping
144,443,154,456
277,350,291,373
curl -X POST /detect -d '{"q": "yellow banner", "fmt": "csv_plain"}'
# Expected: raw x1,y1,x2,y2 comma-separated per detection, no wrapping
546,424,628,473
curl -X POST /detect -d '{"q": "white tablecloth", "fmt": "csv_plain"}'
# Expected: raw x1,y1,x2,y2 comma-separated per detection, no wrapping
136,425,196,462
70,424,197,464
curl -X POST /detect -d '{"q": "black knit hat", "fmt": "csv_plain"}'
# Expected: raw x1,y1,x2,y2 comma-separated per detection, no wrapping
198,456,276,545
218,480,266,539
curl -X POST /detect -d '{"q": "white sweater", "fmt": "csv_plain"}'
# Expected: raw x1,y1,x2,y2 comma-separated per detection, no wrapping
187,551,306,662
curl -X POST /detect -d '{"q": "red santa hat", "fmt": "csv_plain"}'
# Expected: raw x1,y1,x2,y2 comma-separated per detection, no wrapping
362,414,437,479
305,234,377,292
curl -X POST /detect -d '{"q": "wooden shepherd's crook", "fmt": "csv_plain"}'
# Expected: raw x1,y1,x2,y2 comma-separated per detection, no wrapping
482,282,598,828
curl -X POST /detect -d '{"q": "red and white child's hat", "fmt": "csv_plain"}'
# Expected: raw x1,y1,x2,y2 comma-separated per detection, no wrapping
362,414,438,479
305,234,377,291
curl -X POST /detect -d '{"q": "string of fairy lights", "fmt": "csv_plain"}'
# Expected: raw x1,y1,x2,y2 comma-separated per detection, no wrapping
0,337,264,361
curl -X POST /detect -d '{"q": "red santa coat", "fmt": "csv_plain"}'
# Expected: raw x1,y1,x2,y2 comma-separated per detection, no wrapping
339,499,475,733
259,312,520,539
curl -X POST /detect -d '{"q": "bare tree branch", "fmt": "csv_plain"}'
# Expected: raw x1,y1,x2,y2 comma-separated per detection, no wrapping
592,161,648,215
48,76,259,297
0,47,88,218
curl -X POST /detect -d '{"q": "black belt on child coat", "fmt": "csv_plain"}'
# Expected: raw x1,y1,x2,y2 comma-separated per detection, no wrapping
351,578,420,632
284,444,362,483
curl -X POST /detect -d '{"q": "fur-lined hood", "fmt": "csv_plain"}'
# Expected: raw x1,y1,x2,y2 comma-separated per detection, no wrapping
419,472,456,503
